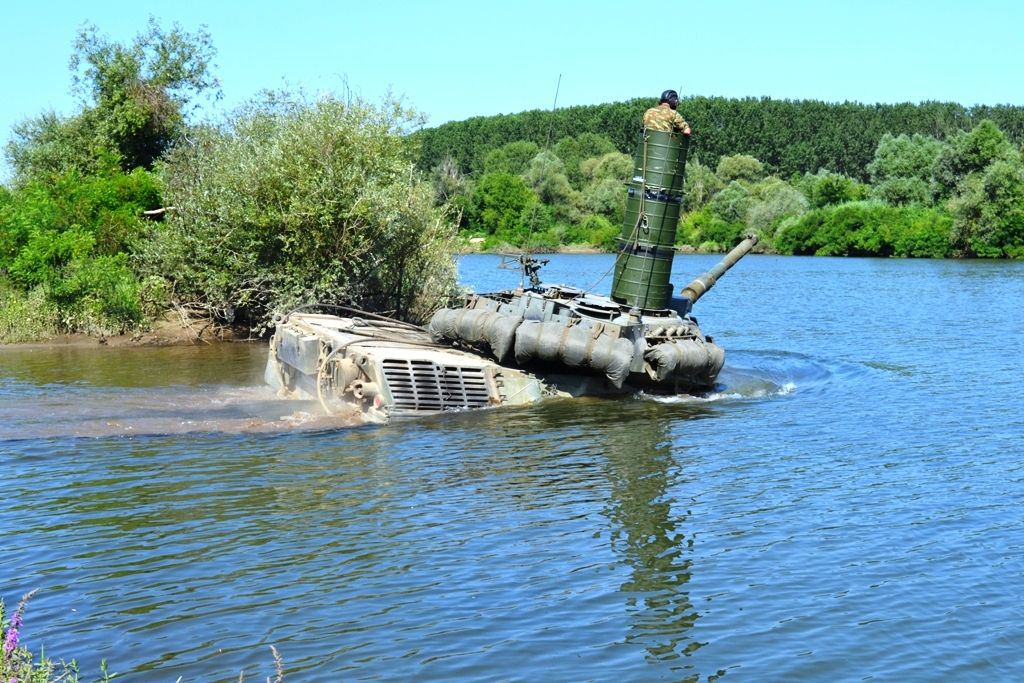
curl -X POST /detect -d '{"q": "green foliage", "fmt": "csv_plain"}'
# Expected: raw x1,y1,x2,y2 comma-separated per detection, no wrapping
949,157,1024,256
578,151,630,224
5,111,119,181
933,119,1017,199
747,177,810,233
554,133,617,188
801,169,867,208
431,155,467,206
682,161,723,210
6,17,218,181
716,154,765,183
868,133,942,193
0,169,158,333
471,172,536,236
482,141,540,175
143,92,458,328
70,17,220,171
709,181,753,223
678,206,745,250
776,202,953,257
522,150,579,222
0,282,59,342
516,202,557,246
559,214,619,250
580,178,625,223
867,133,944,206
580,151,631,183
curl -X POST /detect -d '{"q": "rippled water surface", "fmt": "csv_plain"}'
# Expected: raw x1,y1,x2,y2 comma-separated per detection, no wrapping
2,255,1024,681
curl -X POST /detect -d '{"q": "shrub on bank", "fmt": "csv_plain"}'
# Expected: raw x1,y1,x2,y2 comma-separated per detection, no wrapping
0,169,159,335
775,202,954,257
142,93,459,330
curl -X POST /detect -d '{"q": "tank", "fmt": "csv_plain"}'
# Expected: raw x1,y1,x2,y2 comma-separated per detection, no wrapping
265,126,758,424
427,128,757,396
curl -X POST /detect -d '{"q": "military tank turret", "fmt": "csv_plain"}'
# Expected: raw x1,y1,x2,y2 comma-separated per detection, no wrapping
266,126,757,423
428,128,757,396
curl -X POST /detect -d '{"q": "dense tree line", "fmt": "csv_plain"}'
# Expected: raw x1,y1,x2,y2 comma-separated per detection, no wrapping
417,97,1024,181
437,118,1024,260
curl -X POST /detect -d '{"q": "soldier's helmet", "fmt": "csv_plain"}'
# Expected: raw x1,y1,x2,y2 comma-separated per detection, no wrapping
659,89,679,109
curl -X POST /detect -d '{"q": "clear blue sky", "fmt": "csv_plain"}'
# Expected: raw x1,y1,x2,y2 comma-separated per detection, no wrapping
2,0,1022,176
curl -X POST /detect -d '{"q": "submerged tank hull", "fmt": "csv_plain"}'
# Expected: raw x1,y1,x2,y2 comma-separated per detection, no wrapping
265,123,757,424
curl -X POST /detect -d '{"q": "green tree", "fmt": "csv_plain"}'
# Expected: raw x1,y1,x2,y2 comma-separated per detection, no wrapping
554,133,617,187
933,119,1016,199
710,180,753,223
801,169,867,208
867,133,942,205
949,157,1024,256
523,150,579,222
470,172,536,237
747,177,809,233
482,141,540,175
6,18,219,180
579,151,630,223
682,160,723,210
715,153,765,183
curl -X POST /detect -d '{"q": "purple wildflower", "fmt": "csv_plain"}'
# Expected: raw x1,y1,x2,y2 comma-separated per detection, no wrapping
3,625,18,655
3,589,35,657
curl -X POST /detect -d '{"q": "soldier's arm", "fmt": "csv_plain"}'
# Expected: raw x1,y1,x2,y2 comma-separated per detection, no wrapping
674,111,691,135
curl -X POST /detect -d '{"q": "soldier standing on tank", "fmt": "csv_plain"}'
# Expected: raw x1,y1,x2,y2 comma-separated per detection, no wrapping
643,89,692,135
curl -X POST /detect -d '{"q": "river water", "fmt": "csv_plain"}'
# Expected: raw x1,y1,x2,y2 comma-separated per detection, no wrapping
2,254,1023,681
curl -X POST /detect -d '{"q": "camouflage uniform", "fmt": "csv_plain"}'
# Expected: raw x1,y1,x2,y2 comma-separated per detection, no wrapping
643,103,689,133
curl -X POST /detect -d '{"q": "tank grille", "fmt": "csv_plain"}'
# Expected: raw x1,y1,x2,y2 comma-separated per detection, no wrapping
381,359,491,412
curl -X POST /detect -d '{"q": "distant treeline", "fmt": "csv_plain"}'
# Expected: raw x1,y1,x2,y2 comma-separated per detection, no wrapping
416,97,1024,180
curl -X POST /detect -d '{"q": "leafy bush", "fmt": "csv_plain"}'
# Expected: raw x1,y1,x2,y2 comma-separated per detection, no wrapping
0,282,59,342
0,169,158,333
471,172,536,236
482,141,540,176
142,92,458,328
746,178,809,233
867,133,942,205
678,206,745,250
559,214,619,250
710,181,753,223
776,202,953,257
949,157,1024,256
682,160,723,210
716,154,765,183
801,170,867,208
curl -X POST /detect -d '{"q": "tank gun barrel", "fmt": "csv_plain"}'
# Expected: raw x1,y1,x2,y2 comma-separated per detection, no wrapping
680,234,759,304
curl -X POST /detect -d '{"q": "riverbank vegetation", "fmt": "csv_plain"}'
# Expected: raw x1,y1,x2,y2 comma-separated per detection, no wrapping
2,20,1024,344
0,19,458,342
1,590,113,682
420,109,1024,258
